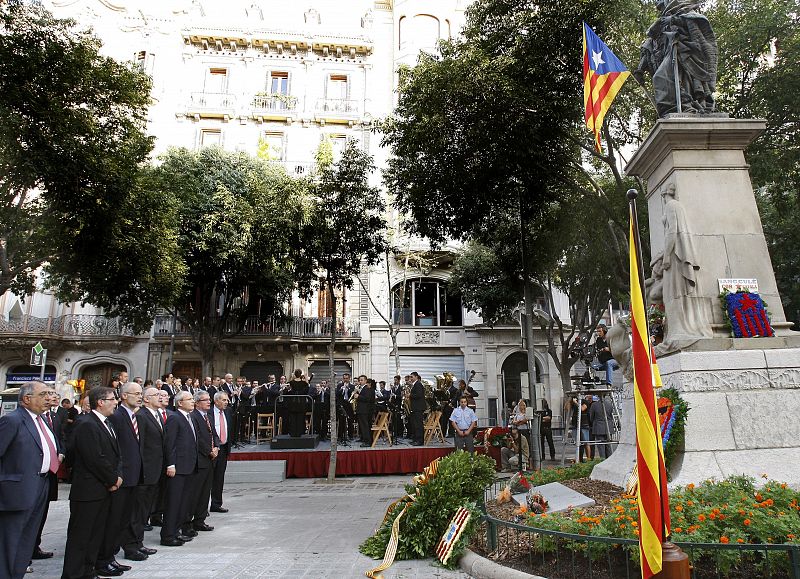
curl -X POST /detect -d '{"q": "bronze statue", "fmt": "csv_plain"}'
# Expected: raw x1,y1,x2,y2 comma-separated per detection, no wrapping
634,0,718,117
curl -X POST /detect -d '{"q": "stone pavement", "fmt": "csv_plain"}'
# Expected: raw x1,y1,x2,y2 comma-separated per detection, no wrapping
30,475,471,579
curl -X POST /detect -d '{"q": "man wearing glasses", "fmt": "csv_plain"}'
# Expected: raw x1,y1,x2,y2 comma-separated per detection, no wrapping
61,387,123,579
0,381,61,579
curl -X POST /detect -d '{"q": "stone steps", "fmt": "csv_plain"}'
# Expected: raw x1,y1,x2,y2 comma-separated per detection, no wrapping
225,460,286,483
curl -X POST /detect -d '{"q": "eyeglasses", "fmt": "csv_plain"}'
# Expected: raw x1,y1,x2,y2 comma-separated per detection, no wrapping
100,398,117,402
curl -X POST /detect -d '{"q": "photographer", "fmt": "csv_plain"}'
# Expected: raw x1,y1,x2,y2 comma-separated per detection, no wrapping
592,324,619,385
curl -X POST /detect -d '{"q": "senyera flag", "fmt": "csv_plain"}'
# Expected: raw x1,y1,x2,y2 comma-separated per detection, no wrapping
629,206,671,579
583,22,630,152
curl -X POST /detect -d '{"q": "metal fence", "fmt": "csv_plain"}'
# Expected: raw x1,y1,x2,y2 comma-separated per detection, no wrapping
0,314,135,338
152,314,360,339
476,480,800,579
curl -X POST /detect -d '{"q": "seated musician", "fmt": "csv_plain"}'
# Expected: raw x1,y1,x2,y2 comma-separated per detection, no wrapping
458,379,479,411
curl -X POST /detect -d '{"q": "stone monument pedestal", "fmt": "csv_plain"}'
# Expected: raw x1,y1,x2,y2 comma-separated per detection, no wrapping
592,118,800,488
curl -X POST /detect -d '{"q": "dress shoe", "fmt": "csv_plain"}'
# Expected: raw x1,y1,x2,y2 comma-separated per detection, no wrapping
143,524,153,531
210,506,228,513
176,532,194,541
160,537,184,547
94,563,124,577
123,550,148,561
26,566,33,574
32,548,53,559
139,547,158,555
149,517,163,527
181,528,198,537
111,560,132,571
193,523,214,532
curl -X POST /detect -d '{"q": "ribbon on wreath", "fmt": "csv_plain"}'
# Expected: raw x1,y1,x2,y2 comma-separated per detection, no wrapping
365,458,442,579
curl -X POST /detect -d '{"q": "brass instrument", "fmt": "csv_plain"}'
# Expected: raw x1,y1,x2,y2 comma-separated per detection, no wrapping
402,384,411,415
349,384,362,412
422,379,435,413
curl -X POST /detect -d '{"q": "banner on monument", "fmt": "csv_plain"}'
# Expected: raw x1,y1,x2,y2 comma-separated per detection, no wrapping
718,278,758,293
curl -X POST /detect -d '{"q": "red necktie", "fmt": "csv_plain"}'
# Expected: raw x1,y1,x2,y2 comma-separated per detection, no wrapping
131,414,139,439
160,410,167,425
218,410,227,444
36,415,59,474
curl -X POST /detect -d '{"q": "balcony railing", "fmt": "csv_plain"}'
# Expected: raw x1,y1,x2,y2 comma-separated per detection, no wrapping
315,98,360,115
251,93,298,112
152,315,360,339
0,314,135,338
188,92,237,113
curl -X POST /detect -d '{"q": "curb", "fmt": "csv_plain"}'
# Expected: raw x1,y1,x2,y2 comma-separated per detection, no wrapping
459,548,546,579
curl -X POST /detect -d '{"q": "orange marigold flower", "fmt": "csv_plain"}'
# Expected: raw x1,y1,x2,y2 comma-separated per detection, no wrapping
634,530,640,537
631,521,638,528
737,538,745,544
687,500,694,506
674,527,683,533
718,514,726,520
788,534,795,540
755,493,764,502
744,519,751,526
738,510,746,516
687,484,695,490
781,483,788,489
675,505,683,512
709,512,717,520
720,536,730,544
620,524,626,529
698,514,706,522
765,499,774,506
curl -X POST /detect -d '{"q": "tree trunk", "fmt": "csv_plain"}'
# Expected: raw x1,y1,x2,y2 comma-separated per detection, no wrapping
326,289,338,482
522,277,542,471
391,329,400,380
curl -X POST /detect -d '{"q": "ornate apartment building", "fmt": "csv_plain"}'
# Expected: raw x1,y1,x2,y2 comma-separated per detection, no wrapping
0,0,574,423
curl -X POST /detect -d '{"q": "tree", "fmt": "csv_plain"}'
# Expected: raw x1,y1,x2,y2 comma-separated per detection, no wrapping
148,147,307,376
300,140,387,481
0,3,177,329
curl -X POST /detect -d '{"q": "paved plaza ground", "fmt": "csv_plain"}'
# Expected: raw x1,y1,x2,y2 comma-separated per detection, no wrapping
30,475,472,579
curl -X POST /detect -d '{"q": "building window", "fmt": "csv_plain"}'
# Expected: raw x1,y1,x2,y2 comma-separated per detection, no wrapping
269,71,289,95
327,74,348,100
258,132,285,160
135,50,155,75
329,134,347,160
392,278,462,327
204,68,228,93
199,128,222,148
413,14,440,52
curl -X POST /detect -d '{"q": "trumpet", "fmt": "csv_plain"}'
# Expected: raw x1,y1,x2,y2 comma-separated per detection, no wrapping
349,384,362,412
402,384,411,415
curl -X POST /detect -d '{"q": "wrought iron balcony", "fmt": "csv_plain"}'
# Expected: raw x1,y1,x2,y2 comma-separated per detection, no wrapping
251,93,298,112
152,314,360,339
0,314,135,338
315,98,360,116
187,92,237,117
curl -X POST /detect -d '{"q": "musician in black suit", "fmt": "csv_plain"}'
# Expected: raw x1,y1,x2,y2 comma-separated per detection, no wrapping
311,380,330,440
184,391,219,536
409,372,426,446
160,391,198,546
149,389,172,528
286,369,310,438
161,378,177,411
120,386,164,561
210,392,232,513
61,387,123,579
336,374,356,441
356,377,377,447
98,382,145,573
0,382,60,579
31,390,64,562
388,376,404,439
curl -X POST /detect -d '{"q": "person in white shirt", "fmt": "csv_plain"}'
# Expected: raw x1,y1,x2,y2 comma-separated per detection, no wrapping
449,397,478,453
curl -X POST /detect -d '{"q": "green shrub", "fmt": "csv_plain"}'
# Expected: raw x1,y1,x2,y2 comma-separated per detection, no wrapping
525,459,602,486
360,450,496,567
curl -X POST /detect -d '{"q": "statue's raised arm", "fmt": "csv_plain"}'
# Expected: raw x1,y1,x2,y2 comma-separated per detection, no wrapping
634,0,718,117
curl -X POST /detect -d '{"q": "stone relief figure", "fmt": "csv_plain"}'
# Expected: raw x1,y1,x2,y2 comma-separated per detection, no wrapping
661,183,711,341
633,0,718,117
645,252,665,305
606,323,633,382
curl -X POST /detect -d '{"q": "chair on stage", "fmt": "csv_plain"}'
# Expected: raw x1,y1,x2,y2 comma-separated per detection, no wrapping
370,411,392,447
256,413,280,444
423,410,444,445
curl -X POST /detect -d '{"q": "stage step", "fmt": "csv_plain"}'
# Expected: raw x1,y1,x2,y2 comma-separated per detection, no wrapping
225,460,286,483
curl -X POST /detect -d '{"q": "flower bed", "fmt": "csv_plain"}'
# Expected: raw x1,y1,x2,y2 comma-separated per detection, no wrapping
475,473,800,578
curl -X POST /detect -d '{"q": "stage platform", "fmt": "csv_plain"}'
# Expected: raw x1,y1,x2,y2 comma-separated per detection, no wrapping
229,439,455,478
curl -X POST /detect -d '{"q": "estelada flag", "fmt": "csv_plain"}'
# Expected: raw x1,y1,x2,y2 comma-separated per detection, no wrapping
583,22,630,152
629,207,670,579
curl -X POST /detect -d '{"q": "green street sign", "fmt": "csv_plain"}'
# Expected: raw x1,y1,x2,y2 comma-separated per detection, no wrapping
33,341,44,355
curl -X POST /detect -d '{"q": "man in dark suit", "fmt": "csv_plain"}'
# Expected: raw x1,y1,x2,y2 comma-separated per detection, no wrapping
31,389,64,562
184,391,219,535
161,391,198,546
61,387,123,579
121,386,164,560
97,382,145,575
356,376,376,447
149,389,172,528
336,374,356,441
311,380,330,440
160,378,177,411
0,381,60,579
210,391,231,513
409,372,426,446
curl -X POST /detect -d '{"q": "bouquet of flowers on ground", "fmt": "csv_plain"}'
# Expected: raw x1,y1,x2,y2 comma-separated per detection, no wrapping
507,472,532,494
474,426,511,447
526,491,548,514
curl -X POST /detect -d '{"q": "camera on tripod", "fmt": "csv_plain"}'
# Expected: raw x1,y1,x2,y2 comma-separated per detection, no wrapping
568,334,596,367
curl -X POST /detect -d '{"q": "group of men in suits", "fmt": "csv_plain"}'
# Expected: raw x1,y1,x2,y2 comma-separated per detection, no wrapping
0,378,235,579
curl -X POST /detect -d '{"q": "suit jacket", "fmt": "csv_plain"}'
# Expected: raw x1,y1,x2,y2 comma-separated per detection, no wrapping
108,407,144,488
356,386,376,416
190,410,219,470
410,380,426,412
69,412,122,502
0,407,56,511
138,408,166,485
161,384,176,409
210,406,232,452
164,411,198,476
